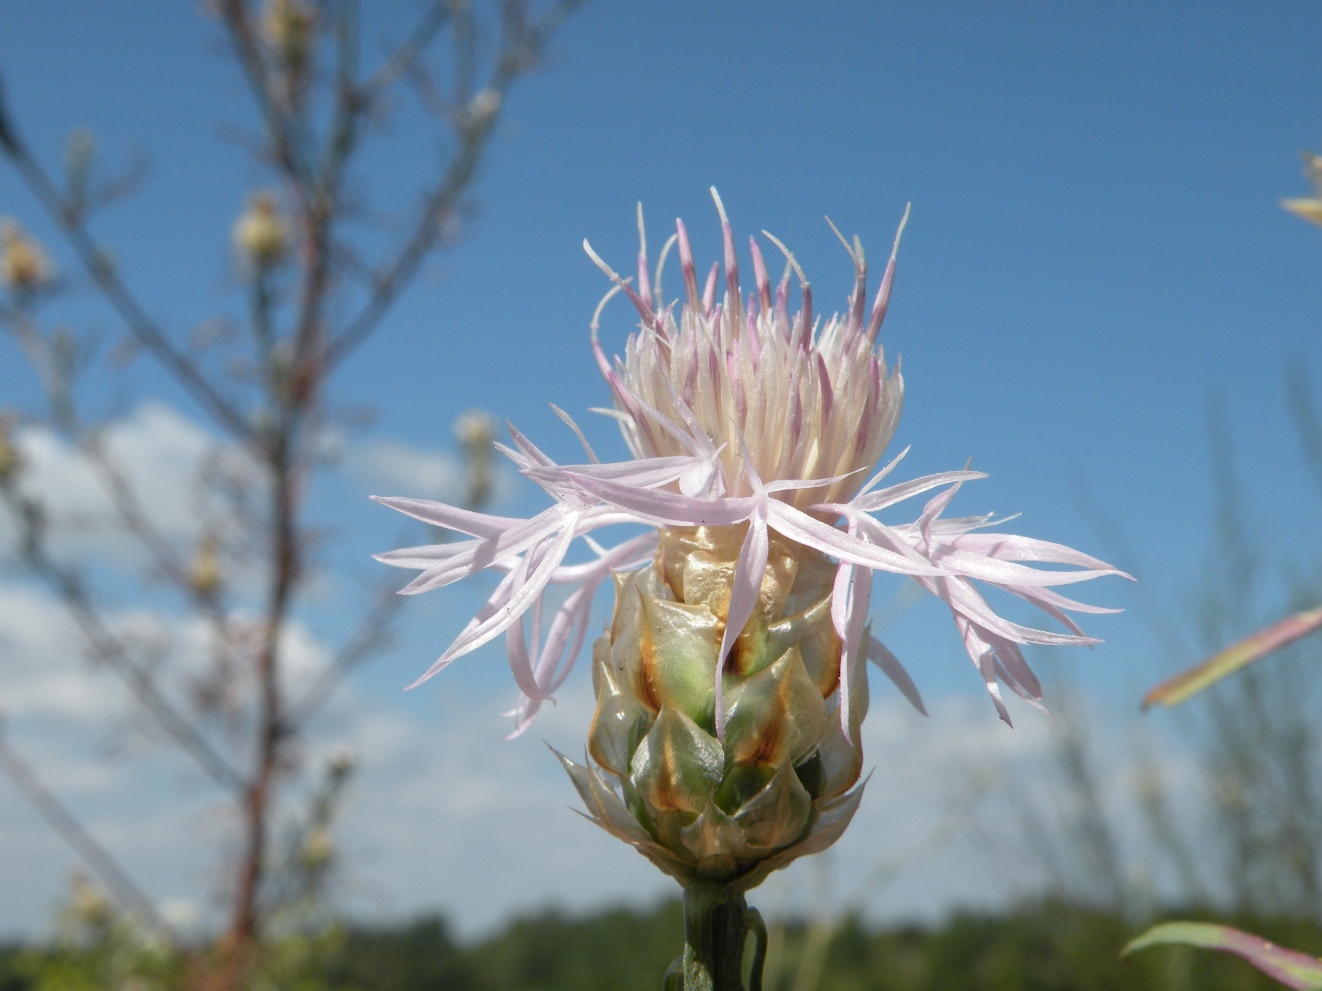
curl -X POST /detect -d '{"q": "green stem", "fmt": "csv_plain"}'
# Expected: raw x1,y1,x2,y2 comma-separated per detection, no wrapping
666,882,767,991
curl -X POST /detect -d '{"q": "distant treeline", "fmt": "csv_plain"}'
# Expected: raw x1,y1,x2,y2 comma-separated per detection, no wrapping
3,899,1321,991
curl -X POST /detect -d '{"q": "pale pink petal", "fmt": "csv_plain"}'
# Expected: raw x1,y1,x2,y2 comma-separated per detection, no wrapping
854,446,912,497
558,470,757,527
396,506,573,594
374,544,479,570
546,583,598,694
764,468,865,494
716,513,769,739
929,549,1123,587
405,567,520,689
917,476,968,546
422,521,579,673
765,501,945,577
504,576,608,739
941,532,1127,573
504,420,557,468
866,637,926,715
981,630,1045,709
848,514,1098,646
523,454,700,490
864,204,909,342
1003,584,1122,637
845,470,987,514
550,404,601,464
370,495,523,539
396,504,645,595
835,553,872,741
926,570,1098,646
955,614,1013,726
507,612,548,702
1008,583,1122,617
534,532,658,584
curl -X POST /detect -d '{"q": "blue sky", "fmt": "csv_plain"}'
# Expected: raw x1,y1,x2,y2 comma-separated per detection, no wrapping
3,1,1322,934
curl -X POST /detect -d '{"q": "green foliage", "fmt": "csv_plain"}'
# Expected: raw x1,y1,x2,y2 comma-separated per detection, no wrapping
314,917,482,991
6,900,1322,991
472,901,684,991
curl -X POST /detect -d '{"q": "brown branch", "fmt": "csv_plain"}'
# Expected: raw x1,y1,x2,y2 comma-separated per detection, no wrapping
322,0,361,192
0,720,175,939
225,428,298,950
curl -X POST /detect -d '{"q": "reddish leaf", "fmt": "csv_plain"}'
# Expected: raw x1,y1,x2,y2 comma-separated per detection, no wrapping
1124,921,1322,990
1143,606,1322,709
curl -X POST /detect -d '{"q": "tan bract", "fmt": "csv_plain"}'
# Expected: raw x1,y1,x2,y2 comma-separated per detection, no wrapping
560,525,868,889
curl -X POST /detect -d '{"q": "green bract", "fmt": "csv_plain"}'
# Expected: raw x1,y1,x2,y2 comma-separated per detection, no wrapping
557,525,868,892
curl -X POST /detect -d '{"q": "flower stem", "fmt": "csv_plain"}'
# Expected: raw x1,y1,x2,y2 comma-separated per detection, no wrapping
665,881,767,991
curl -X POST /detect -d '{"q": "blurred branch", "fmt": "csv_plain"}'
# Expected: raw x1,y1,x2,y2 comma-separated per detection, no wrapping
285,566,406,729
782,774,991,991
0,3,581,979
215,0,315,187
1,303,234,645
324,0,585,368
1288,362,1322,504
360,1,451,104
289,425,495,728
1068,469,1194,669
0,483,245,794
0,719,174,939
0,93,256,443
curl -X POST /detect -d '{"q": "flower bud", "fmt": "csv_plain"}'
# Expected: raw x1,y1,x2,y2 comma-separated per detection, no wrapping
453,409,496,452
233,192,287,270
329,747,356,778
264,0,315,80
455,409,495,507
1283,152,1322,228
0,415,20,483
189,535,222,597
301,826,334,869
465,88,501,130
67,871,114,932
0,220,52,294
559,525,869,892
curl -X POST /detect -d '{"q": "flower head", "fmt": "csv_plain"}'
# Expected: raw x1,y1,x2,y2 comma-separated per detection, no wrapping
374,190,1128,741
591,194,903,510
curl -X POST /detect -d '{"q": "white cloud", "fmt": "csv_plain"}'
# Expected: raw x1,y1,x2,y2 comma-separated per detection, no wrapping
0,402,1194,940
0,403,261,576
0,582,1199,942
0,551,1183,936
315,685,1189,937
340,434,520,506
341,438,467,501
0,404,513,581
